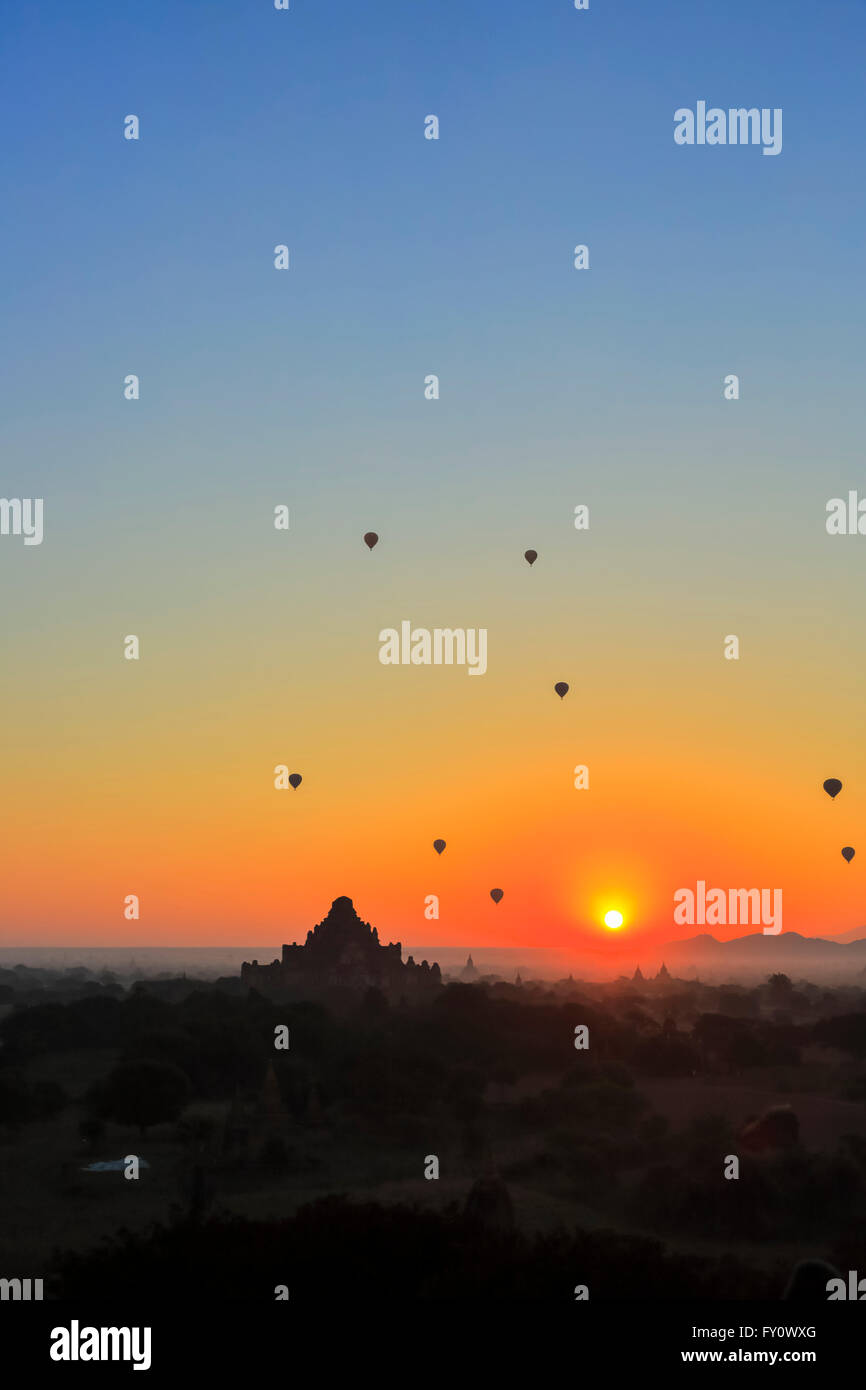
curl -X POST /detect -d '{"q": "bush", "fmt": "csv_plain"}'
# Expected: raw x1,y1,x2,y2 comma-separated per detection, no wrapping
88,1059,192,1136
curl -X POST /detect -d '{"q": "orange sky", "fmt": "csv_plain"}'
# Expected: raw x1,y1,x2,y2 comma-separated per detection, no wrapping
1,570,862,951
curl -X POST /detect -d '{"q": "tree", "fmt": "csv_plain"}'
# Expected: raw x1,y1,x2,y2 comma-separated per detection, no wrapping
90,1059,191,1137
79,1116,105,1150
0,1071,67,1126
813,1014,866,1060
768,973,793,1000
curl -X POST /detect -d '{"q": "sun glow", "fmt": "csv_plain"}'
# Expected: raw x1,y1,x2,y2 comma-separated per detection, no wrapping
604,909,624,929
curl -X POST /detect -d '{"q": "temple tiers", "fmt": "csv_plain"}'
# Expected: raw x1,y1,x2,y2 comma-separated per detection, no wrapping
241,896,441,1002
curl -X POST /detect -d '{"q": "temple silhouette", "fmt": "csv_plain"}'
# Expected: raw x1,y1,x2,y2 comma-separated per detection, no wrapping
241,896,441,1002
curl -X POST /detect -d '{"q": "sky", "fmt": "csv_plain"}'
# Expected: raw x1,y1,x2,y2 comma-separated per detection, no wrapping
1,0,864,957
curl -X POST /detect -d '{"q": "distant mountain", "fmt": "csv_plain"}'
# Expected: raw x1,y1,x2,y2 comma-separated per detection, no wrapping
660,931,866,978
815,926,866,945
667,931,866,954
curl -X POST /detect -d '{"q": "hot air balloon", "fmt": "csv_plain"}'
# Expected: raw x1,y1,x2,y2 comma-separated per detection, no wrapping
433,839,446,855
823,779,843,799
554,682,569,699
288,773,302,789
490,888,503,904
842,847,855,863
363,532,378,550
524,550,537,566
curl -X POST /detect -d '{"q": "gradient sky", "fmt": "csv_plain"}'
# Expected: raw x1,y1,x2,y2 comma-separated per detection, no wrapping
1,0,864,955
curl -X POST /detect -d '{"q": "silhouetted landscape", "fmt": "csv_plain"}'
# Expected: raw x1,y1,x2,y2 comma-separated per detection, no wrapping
4,900,866,1301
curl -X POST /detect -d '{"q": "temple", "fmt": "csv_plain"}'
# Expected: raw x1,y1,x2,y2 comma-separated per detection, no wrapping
241,896,441,1002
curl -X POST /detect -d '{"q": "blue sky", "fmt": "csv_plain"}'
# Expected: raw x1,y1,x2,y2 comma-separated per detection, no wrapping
3,0,864,600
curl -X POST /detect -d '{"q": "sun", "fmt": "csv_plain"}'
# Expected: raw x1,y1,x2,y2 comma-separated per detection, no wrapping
604,909,624,930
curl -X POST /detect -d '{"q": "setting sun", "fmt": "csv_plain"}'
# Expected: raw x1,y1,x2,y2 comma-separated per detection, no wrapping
604,910,624,929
